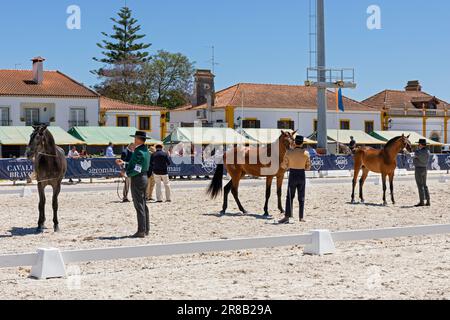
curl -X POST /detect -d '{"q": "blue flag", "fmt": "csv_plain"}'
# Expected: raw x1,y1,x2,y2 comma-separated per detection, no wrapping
338,88,345,112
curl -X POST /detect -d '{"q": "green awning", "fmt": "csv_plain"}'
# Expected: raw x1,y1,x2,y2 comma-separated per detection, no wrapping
163,127,253,145
68,127,162,146
370,131,442,146
326,130,385,145
240,128,317,145
0,126,84,146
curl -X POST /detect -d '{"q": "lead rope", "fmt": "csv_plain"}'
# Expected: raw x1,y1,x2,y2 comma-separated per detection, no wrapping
116,176,126,201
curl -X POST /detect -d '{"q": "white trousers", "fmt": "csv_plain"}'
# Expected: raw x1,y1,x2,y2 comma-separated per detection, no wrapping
154,174,171,201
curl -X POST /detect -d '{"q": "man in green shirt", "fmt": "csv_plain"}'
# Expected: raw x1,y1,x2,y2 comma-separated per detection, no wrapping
117,131,151,238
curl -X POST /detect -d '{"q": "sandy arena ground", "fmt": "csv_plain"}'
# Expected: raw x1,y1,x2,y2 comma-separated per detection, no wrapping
0,176,449,300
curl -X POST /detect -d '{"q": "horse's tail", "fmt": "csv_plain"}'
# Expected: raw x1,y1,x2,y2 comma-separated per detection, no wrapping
207,164,224,199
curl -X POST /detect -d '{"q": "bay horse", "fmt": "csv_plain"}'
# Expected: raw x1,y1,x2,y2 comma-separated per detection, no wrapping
351,134,412,206
207,131,295,216
26,125,67,233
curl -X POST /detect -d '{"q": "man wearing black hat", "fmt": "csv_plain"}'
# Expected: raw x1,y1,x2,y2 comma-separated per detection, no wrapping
278,135,311,224
117,131,151,238
413,139,431,207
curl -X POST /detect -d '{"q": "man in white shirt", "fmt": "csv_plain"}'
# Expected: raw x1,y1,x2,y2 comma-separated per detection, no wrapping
106,142,115,158
67,146,81,183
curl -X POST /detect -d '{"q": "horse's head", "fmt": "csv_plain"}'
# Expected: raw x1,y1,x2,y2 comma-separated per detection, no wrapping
280,130,297,150
26,125,48,159
400,134,412,153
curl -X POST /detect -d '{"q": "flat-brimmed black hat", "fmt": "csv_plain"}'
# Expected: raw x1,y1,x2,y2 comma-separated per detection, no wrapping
130,131,150,140
295,135,305,146
416,139,428,146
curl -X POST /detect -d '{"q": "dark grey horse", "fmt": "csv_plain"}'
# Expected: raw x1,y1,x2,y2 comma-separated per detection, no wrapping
26,125,67,233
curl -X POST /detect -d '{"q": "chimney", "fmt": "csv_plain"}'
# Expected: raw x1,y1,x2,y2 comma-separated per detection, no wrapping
405,80,422,92
32,56,45,84
193,69,215,107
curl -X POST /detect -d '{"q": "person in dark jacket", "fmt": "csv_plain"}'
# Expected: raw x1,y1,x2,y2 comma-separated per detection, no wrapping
413,139,431,207
349,136,356,152
151,144,172,203
116,132,151,238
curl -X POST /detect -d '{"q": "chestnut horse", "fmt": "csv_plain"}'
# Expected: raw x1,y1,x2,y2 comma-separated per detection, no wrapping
351,134,412,206
207,131,295,216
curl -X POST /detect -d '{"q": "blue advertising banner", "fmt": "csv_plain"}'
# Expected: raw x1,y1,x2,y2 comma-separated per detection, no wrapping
0,154,449,181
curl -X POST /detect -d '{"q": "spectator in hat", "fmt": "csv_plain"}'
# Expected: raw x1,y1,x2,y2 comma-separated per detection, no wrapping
116,131,151,238
413,139,431,207
278,135,311,224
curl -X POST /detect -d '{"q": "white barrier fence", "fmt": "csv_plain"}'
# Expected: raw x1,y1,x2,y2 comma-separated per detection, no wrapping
0,224,449,279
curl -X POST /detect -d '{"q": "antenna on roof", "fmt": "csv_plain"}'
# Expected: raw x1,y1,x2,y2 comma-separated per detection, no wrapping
208,46,219,74
14,64,22,70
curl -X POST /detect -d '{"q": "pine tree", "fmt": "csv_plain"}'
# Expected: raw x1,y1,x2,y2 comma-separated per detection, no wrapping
92,7,151,104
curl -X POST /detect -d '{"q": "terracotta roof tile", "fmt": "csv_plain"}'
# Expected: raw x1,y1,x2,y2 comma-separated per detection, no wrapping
175,83,375,112
363,89,449,110
100,97,163,111
0,70,98,98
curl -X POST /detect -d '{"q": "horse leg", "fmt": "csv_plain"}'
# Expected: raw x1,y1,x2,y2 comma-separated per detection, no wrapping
276,174,285,214
359,167,369,203
37,183,46,233
389,172,395,205
263,176,274,216
382,174,388,206
351,163,361,204
231,175,247,214
221,181,232,215
52,182,62,232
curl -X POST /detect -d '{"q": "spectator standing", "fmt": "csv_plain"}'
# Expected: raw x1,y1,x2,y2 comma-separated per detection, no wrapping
151,144,172,203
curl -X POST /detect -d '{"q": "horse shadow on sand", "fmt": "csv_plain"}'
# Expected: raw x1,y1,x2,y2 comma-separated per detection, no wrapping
346,201,389,208
203,212,275,221
0,227,39,238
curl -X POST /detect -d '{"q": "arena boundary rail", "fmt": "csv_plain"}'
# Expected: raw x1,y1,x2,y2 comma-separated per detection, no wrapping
0,223,449,279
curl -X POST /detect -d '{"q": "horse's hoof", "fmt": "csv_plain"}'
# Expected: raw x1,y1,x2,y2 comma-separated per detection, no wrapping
351,200,356,204
279,210,285,214
36,227,44,234
241,210,248,214
54,225,60,232
219,210,226,215
360,200,365,204
383,202,388,206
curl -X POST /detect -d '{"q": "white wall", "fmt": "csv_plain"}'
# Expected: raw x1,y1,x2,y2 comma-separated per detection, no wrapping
0,96,99,131
104,111,162,140
390,117,449,143
169,107,381,137
230,108,380,136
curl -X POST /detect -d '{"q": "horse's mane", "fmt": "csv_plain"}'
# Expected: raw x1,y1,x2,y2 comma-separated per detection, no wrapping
384,136,403,149
43,129,57,150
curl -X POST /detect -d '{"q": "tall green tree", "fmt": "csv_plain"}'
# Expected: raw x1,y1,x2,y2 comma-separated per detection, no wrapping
92,7,151,104
142,50,195,109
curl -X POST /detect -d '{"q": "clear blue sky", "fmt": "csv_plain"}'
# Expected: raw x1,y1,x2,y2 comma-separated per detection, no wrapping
1,0,449,102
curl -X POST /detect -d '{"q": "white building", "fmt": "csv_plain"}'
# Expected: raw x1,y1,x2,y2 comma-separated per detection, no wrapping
100,97,163,140
363,81,449,144
0,57,99,131
170,70,380,139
